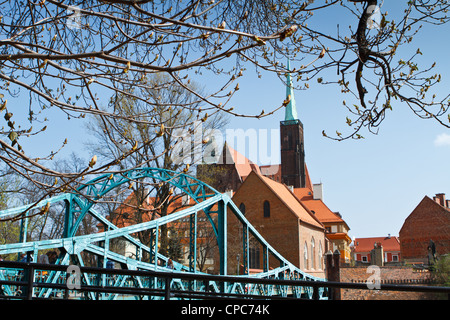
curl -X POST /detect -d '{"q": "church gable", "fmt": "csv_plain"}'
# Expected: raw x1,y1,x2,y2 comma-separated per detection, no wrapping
232,171,323,230
399,195,450,261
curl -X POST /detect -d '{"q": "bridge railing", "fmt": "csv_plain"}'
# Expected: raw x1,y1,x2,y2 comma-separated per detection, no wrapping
1,261,449,300
0,260,328,300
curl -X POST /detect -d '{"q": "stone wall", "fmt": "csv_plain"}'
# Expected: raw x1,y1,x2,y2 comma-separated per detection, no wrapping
339,266,435,300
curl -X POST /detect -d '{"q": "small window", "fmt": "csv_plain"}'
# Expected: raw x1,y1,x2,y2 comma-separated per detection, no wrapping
263,201,270,218
239,203,246,215
287,131,293,150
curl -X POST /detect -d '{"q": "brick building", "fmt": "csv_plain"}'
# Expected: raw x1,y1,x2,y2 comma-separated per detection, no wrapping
399,193,450,264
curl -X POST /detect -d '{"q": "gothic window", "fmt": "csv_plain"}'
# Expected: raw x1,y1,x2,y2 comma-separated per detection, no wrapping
263,201,270,218
249,246,260,269
311,237,315,269
318,241,323,270
304,242,308,270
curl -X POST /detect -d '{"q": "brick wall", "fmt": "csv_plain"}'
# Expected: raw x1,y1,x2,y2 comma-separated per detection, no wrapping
339,266,434,300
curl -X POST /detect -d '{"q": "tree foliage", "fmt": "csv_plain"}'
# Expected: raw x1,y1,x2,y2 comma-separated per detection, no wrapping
0,0,449,219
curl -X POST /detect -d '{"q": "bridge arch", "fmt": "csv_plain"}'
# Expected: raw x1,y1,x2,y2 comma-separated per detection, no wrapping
0,167,326,300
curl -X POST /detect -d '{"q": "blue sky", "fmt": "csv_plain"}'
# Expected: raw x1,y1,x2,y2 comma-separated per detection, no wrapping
5,2,450,240
223,2,450,239
227,74,450,239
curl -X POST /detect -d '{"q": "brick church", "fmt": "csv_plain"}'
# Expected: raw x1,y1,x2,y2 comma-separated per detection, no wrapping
197,62,351,277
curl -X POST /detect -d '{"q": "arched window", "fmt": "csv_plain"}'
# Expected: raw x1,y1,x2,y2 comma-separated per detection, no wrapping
239,203,246,215
318,241,323,270
249,246,260,269
304,242,308,270
311,237,315,270
263,201,270,218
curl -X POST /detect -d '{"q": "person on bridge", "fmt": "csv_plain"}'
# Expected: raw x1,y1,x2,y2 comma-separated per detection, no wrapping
47,251,58,264
38,253,50,264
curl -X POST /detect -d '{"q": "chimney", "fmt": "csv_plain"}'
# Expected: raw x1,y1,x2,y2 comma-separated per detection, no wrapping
182,194,190,206
371,243,384,267
313,183,324,201
434,193,446,207
446,200,450,209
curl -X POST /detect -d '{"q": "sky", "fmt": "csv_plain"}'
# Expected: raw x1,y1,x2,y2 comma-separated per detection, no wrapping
219,2,450,240
4,1,450,240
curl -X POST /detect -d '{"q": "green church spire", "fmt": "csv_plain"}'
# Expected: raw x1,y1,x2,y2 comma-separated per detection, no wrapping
285,59,298,121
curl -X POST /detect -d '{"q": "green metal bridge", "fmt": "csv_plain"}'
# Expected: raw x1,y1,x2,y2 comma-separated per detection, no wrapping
0,167,328,300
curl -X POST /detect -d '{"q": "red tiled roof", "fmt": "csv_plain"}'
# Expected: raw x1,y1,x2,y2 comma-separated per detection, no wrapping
353,236,400,253
293,188,313,201
300,197,345,224
291,166,348,228
220,143,261,180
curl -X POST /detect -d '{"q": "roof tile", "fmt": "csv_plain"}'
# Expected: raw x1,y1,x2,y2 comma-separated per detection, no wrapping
353,236,400,252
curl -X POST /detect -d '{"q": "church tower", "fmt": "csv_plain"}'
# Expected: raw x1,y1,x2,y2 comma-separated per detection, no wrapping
280,61,306,188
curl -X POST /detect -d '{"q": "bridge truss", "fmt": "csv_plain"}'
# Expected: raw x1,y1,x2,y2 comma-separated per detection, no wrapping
0,168,327,300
